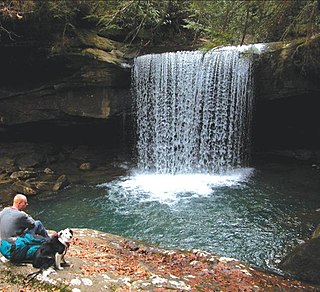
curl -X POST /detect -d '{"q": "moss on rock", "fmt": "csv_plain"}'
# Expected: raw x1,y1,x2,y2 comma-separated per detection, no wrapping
81,48,123,65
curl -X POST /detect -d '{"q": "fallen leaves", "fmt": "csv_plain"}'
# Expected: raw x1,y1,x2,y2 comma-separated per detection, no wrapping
69,236,320,291
1,229,319,291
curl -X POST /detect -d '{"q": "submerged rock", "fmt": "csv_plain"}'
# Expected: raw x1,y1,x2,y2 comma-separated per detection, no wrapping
79,162,92,170
52,174,69,192
312,223,320,238
10,170,37,180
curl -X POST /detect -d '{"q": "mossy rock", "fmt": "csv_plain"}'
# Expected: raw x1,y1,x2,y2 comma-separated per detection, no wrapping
81,48,123,65
74,29,120,51
312,224,320,239
51,29,128,57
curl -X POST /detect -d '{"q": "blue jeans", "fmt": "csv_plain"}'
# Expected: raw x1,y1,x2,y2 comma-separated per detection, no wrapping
28,220,49,238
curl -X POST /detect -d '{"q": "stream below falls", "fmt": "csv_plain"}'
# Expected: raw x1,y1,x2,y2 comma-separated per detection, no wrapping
28,156,320,275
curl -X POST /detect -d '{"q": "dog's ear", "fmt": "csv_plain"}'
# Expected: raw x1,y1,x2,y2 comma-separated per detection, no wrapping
58,230,63,237
69,229,73,235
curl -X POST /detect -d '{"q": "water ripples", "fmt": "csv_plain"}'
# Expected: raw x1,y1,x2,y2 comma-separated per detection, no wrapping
27,165,319,274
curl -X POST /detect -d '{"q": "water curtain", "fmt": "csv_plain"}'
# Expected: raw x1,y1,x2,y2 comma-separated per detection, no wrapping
133,46,254,174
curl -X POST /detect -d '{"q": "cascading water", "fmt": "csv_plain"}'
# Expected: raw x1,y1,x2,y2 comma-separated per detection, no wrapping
133,46,254,174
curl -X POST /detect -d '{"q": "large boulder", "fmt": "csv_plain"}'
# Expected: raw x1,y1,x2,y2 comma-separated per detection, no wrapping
279,237,320,284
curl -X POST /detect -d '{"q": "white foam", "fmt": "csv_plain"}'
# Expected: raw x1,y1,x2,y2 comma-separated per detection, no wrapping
98,168,254,205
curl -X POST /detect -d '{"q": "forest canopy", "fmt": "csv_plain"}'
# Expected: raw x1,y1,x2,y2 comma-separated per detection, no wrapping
0,0,319,47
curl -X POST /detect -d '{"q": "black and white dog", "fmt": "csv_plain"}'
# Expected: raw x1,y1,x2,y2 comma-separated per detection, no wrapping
32,228,73,270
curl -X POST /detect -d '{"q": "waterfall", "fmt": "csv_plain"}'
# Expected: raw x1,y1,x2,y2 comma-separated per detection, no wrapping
132,46,255,174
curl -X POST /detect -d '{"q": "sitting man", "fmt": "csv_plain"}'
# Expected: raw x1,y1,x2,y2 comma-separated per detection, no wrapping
0,194,49,240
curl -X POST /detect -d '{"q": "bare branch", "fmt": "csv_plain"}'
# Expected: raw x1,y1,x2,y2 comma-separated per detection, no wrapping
0,20,19,41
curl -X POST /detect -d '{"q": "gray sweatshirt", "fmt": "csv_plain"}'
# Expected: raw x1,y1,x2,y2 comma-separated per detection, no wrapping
0,207,35,240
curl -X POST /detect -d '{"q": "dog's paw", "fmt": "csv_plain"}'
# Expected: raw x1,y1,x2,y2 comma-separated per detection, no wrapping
56,266,64,270
61,262,70,267
0,256,9,263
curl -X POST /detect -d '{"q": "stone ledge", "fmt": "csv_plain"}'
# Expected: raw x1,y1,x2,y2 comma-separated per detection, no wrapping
0,228,318,291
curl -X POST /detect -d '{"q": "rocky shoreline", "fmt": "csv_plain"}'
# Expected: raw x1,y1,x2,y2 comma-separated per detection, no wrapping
0,228,319,291
0,141,129,206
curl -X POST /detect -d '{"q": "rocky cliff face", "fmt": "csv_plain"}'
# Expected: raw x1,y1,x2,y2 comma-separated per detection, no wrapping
253,36,320,160
0,31,319,160
255,37,320,101
0,29,134,148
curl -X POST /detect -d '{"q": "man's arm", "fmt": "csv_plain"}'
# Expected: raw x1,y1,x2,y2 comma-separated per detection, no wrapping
18,212,35,233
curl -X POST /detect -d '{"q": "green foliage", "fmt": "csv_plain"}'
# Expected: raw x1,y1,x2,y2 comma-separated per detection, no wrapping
183,0,320,46
84,0,191,44
0,0,319,46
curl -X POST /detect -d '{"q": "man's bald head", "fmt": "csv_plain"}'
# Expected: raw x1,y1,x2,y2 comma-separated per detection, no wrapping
13,194,28,210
